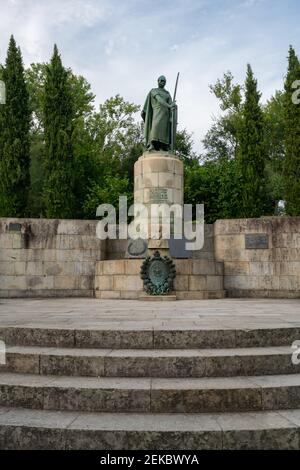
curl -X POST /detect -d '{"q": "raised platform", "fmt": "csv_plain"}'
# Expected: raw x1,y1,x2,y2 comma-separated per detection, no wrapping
94,259,225,300
0,298,300,449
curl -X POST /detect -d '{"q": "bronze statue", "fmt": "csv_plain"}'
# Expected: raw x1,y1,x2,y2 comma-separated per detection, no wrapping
141,75,178,152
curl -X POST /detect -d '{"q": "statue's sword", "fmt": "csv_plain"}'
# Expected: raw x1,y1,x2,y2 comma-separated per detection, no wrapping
171,73,180,153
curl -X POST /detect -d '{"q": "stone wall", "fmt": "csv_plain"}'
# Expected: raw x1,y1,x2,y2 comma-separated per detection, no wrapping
0,218,105,298
214,217,300,298
1,217,299,299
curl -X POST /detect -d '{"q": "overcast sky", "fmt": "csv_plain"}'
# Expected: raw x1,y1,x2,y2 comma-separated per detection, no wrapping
0,0,299,151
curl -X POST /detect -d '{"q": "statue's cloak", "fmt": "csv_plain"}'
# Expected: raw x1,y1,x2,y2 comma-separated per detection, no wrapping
142,88,172,148
142,90,154,148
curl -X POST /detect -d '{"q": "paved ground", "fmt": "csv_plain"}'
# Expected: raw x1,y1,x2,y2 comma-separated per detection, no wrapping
0,298,299,330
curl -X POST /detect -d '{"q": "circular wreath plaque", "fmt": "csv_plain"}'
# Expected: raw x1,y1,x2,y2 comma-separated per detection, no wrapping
140,250,176,295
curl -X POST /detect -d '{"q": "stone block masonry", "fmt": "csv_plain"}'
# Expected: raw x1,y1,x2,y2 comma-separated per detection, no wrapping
0,218,105,298
0,216,299,299
214,217,300,298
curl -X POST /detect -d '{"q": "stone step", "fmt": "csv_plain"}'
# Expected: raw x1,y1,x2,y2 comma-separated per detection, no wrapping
1,345,299,378
172,290,226,300
1,372,300,413
96,290,226,300
0,406,299,449
1,325,300,349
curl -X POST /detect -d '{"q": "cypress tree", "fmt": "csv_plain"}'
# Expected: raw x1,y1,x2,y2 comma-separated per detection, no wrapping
0,35,30,216
283,45,300,216
43,45,75,218
237,64,266,218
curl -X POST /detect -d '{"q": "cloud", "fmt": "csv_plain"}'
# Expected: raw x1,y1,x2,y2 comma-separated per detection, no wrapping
0,0,299,152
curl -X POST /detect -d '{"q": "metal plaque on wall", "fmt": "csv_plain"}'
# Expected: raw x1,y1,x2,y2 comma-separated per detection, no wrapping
245,233,269,250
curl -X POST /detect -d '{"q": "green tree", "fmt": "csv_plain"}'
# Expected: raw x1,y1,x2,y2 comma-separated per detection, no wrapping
204,71,287,216
175,129,198,166
79,96,143,218
43,45,76,218
184,157,241,223
263,91,285,212
25,62,95,217
237,64,266,217
283,45,300,215
0,35,30,216
203,71,243,163
83,175,132,219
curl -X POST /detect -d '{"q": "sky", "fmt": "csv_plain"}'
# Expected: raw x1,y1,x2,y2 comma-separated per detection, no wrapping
0,0,299,151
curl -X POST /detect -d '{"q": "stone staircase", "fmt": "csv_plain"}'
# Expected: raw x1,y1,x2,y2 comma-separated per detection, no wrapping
0,325,300,449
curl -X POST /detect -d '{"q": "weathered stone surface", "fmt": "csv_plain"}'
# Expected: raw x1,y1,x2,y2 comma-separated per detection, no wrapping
214,217,300,296
0,327,75,348
191,260,215,275
0,424,65,450
189,276,207,291
104,354,206,378
1,297,300,449
2,346,299,378
94,275,113,291
123,260,143,275
150,378,262,413
176,290,226,300
206,276,223,291
134,153,184,208
0,352,39,374
102,260,125,275
97,290,121,299
75,329,153,349
173,260,192,275
154,330,236,349
0,219,105,297
236,328,300,348
40,354,106,377
205,350,300,377
1,407,300,450
114,275,143,291
43,381,150,412
174,275,189,291
220,410,300,450
0,384,43,409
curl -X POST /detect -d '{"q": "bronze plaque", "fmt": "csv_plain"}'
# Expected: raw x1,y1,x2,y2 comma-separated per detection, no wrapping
245,233,269,250
8,223,22,232
150,188,168,203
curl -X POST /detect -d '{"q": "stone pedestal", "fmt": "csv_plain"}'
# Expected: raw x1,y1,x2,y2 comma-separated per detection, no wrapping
94,259,225,300
134,151,184,206
93,154,226,301
134,151,184,254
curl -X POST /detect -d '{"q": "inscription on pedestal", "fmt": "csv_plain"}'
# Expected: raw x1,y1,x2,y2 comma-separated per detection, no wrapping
8,223,22,232
245,233,269,250
150,188,168,203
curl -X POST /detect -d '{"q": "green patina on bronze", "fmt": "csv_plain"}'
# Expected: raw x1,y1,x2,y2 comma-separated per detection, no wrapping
141,76,178,152
140,250,176,295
